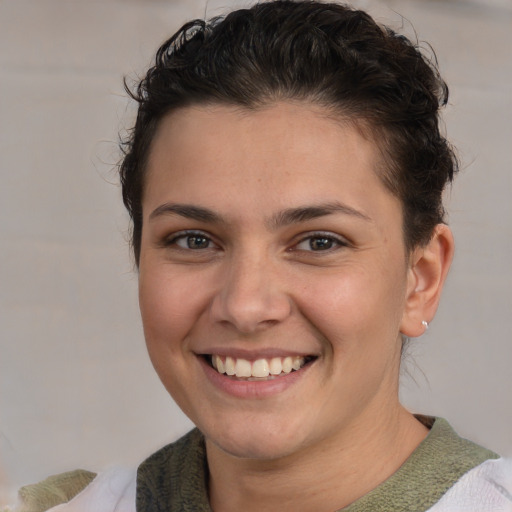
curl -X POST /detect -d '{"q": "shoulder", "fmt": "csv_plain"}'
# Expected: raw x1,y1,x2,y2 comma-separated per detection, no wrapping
341,417,502,512
9,431,204,512
13,467,136,512
15,470,96,512
427,457,512,511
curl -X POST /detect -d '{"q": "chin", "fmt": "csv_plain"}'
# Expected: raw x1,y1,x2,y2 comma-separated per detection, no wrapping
212,435,297,461
203,416,311,461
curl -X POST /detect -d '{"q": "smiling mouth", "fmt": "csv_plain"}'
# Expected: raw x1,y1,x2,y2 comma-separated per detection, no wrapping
206,354,316,380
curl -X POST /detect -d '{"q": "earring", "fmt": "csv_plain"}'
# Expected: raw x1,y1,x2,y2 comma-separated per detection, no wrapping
422,320,429,330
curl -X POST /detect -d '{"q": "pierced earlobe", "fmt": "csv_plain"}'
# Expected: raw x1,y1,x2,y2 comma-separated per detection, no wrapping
399,224,454,338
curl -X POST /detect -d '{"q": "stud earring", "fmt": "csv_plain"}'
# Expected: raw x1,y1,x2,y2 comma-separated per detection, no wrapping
422,320,429,330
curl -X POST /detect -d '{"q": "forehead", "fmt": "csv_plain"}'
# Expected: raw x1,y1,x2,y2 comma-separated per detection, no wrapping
143,102,399,223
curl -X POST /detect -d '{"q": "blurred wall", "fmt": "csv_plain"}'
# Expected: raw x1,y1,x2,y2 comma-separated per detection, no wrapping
1,0,511,504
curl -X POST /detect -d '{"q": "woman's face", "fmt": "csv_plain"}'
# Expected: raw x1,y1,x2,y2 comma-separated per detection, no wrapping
138,102,413,460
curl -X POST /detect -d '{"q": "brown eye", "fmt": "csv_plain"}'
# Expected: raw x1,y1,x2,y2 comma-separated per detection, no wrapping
185,235,210,249
295,233,346,252
168,232,215,250
309,237,334,251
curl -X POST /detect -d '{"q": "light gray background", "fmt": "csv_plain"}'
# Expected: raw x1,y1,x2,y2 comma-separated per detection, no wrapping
1,0,511,504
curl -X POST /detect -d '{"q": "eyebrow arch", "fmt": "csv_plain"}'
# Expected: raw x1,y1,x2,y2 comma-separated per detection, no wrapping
149,203,223,223
148,201,372,228
268,201,372,229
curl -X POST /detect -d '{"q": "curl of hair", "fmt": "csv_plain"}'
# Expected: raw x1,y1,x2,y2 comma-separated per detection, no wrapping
120,0,458,266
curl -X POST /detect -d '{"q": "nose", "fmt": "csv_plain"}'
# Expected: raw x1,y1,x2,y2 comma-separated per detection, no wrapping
210,252,292,334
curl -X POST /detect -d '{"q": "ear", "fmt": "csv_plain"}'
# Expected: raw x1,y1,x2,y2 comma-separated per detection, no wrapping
400,224,454,337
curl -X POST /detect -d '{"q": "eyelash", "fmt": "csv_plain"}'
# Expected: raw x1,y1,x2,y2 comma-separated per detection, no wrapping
163,230,348,253
164,231,218,250
293,232,349,253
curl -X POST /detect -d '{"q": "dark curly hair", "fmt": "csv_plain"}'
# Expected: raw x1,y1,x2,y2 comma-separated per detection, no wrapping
120,0,458,266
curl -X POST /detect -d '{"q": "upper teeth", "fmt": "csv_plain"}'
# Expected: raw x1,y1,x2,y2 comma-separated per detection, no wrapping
211,355,306,378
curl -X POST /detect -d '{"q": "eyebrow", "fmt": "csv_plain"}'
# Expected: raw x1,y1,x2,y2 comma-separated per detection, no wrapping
268,201,372,229
149,203,222,223
149,201,371,227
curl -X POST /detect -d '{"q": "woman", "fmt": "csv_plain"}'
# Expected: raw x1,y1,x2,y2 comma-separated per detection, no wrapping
14,1,512,511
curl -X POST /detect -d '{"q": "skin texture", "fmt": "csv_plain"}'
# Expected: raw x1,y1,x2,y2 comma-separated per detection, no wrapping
138,102,454,511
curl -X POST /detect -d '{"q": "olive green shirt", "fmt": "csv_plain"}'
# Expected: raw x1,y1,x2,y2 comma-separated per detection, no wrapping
135,417,498,511
16,417,498,511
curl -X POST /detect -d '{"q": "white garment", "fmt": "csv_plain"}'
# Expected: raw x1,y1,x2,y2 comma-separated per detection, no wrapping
47,467,136,512
45,458,512,512
428,458,512,512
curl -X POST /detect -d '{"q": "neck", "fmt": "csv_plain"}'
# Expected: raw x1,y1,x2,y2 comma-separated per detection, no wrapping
206,405,428,512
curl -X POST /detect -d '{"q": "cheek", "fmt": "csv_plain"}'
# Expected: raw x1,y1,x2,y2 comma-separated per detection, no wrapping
293,263,406,348
138,269,205,408
138,268,203,351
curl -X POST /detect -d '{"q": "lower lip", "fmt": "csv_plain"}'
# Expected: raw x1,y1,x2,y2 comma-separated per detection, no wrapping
199,356,313,399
